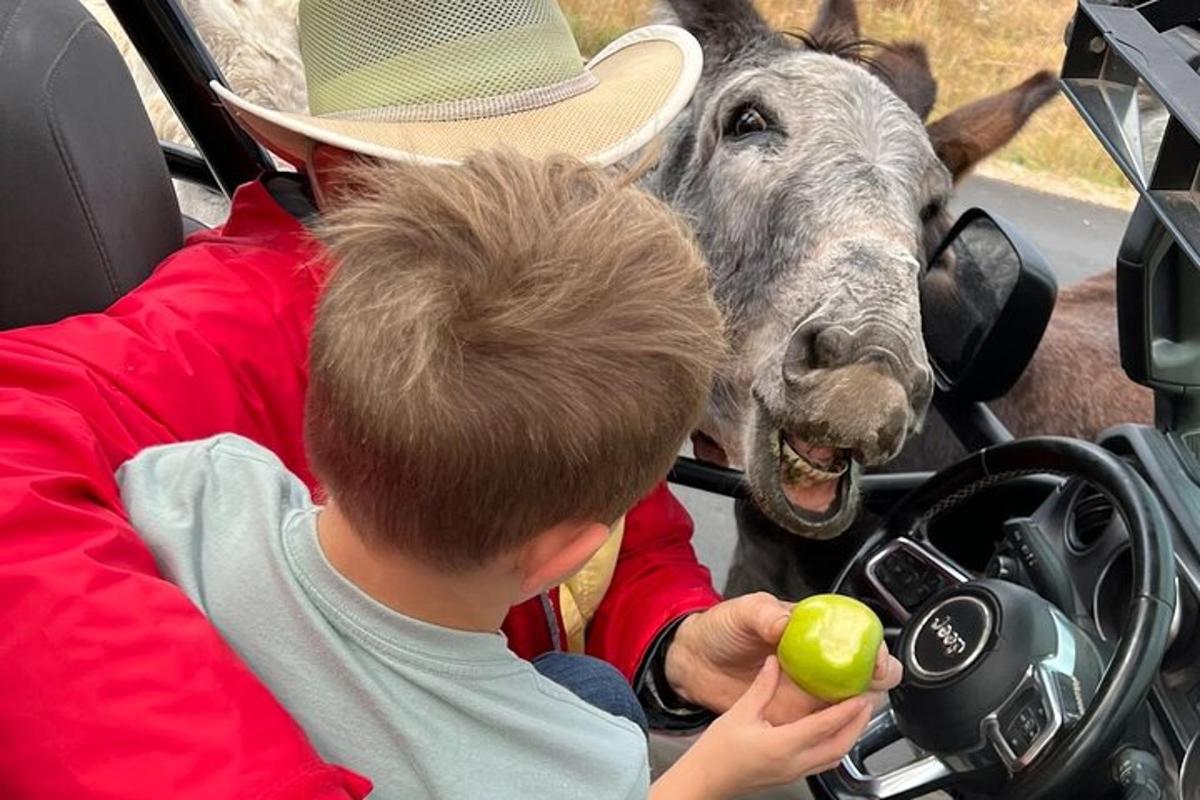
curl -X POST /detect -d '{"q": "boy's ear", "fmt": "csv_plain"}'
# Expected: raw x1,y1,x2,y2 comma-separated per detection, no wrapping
518,521,613,597
306,143,378,208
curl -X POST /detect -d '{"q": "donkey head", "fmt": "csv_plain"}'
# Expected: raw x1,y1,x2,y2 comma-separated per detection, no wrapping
649,0,1058,539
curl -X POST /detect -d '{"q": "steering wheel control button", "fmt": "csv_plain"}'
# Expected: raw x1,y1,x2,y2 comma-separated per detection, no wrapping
907,595,994,682
866,538,969,619
997,686,1047,757
985,666,1070,773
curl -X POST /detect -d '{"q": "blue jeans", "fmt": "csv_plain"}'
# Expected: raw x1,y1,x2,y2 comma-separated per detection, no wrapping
533,652,649,735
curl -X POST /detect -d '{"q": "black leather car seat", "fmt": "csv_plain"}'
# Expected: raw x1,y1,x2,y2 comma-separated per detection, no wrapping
0,0,184,329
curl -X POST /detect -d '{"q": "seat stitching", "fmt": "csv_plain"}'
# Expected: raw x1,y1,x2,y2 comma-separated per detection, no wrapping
0,0,31,58
42,20,123,298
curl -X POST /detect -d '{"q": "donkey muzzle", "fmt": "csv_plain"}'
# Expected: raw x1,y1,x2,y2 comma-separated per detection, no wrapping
785,314,931,404
780,362,913,465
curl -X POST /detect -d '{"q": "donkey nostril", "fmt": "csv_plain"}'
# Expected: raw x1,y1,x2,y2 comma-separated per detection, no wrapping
813,326,852,369
783,323,823,383
784,323,860,381
785,324,855,379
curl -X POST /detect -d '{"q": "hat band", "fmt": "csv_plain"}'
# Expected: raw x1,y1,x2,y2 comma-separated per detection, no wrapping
318,69,598,124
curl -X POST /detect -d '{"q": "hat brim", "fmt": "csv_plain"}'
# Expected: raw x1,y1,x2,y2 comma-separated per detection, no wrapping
211,24,702,167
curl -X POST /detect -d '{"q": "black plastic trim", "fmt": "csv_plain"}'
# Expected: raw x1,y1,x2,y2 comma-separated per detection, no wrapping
104,0,273,195
160,140,218,190
935,395,1015,452
925,208,1058,402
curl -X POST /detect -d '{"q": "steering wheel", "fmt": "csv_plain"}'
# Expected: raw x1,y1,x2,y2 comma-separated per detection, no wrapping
811,438,1176,800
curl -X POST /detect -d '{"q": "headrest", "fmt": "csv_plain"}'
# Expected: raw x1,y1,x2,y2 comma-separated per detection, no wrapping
0,0,183,329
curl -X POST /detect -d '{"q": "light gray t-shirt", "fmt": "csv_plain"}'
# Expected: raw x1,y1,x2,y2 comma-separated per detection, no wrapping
117,434,649,800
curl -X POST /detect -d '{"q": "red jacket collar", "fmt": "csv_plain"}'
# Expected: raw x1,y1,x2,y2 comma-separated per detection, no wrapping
186,177,318,254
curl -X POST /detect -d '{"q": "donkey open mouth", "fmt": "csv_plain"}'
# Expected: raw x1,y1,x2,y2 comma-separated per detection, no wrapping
773,433,852,519
695,422,856,523
778,436,849,505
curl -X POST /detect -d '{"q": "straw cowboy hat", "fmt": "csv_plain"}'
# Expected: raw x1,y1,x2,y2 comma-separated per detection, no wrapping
212,0,703,166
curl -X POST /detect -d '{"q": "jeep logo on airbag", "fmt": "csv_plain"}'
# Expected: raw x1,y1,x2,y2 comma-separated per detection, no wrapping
908,595,994,681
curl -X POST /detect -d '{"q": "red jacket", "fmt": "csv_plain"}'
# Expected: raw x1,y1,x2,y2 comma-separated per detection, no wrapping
0,179,719,799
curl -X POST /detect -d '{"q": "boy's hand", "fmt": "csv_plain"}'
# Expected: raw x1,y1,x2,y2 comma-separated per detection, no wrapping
665,592,902,724
652,657,874,799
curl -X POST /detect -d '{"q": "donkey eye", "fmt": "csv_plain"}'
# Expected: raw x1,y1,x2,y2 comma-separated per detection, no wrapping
919,200,946,224
725,105,770,139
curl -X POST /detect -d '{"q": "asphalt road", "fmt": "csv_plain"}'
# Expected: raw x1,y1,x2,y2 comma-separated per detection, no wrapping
652,177,1134,797
951,176,1132,286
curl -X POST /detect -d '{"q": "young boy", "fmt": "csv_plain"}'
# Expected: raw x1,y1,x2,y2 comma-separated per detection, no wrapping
117,152,875,799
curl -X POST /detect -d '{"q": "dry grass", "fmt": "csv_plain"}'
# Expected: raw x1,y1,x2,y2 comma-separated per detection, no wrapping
564,0,1133,206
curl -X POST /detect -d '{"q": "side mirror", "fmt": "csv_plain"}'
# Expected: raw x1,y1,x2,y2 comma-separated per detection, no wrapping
921,209,1058,402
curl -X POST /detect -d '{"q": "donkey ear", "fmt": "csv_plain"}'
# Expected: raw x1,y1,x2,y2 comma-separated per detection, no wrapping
810,0,861,47
648,1,681,25
660,0,773,62
928,71,1059,181
870,42,938,121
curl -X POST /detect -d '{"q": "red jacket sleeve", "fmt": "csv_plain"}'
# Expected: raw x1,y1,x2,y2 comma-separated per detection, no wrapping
0,184,369,799
585,483,721,680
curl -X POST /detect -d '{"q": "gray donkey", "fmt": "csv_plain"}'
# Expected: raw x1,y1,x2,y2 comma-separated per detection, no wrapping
650,0,1059,597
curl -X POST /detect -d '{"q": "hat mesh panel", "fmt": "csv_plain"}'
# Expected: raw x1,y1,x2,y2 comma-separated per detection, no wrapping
300,0,586,116
284,41,683,161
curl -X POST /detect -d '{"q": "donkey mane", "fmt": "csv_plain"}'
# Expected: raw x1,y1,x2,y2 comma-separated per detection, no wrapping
779,28,939,123
781,29,884,70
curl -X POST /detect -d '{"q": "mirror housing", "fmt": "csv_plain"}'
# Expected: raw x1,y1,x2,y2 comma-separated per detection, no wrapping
921,208,1058,402
1117,199,1200,433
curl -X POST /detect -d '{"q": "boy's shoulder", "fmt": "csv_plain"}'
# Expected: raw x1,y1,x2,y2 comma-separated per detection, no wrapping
119,433,286,474
114,433,313,611
115,433,310,523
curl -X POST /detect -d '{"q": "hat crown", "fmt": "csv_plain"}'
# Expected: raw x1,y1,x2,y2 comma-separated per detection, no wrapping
299,0,587,119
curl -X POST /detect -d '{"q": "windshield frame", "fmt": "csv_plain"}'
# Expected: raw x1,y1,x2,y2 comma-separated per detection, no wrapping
104,0,274,195
1062,0,1200,439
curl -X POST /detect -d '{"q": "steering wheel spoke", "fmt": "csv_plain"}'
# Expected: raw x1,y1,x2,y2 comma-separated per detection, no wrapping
857,703,904,754
982,664,1075,773
817,700,957,799
862,536,970,622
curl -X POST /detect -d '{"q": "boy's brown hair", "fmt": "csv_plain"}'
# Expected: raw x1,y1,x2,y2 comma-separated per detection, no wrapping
306,151,724,571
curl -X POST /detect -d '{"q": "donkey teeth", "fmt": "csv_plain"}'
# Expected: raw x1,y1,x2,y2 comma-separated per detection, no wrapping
779,435,846,483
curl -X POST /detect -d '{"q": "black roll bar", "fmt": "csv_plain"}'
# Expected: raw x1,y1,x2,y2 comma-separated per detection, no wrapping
668,456,937,515
160,141,220,191
105,0,274,195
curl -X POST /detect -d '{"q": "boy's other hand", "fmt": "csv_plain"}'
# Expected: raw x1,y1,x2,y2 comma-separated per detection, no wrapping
665,592,902,724
654,657,874,799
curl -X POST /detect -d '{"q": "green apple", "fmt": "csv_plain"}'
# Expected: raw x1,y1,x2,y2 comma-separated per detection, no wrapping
777,594,884,702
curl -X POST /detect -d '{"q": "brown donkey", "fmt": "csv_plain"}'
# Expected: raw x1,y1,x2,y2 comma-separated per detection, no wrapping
995,272,1152,440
